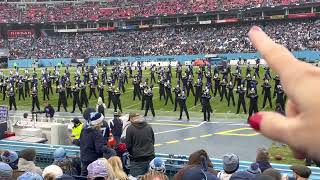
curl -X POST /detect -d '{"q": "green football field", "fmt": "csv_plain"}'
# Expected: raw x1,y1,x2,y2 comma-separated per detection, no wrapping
0,66,278,118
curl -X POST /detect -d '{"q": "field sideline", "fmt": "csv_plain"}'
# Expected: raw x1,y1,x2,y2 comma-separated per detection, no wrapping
0,66,277,118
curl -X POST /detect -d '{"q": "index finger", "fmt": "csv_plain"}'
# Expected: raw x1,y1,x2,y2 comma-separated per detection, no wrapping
248,26,302,82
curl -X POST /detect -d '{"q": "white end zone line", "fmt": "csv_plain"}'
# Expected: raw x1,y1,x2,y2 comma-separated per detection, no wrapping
154,121,206,135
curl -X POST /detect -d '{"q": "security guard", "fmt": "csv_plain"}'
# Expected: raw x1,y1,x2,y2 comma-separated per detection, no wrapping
178,91,189,120
31,85,40,112
247,88,259,119
57,85,68,112
261,79,272,108
71,118,83,145
71,84,82,113
201,88,212,122
164,80,173,105
236,84,247,114
144,87,155,117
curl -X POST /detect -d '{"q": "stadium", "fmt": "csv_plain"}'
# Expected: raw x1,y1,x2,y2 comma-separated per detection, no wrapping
0,0,319,179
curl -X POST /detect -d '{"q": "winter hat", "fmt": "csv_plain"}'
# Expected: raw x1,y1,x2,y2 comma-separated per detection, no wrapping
230,171,255,180
87,159,109,178
223,153,239,173
20,148,36,161
182,166,219,180
247,163,261,175
89,112,104,126
53,147,66,161
0,162,13,180
1,150,19,169
71,118,80,124
149,157,166,173
42,165,63,178
18,172,43,180
83,107,96,121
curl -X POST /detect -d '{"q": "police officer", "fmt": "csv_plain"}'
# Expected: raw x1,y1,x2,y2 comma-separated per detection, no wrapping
144,87,155,117
133,77,141,101
80,82,89,108
194,79,203,106
220,79,228,101
57,85,68,112
162,80,172,105
236,84,247,114
98,82,105,103
31,85,40,112
178,91,189,120
8,85,17,111
227,81,235,107
71,84,82,113
113,88,122,112
88,78,97,99
201,88,212,122
261,79,272,108
173,84,181,112
247,88,259,118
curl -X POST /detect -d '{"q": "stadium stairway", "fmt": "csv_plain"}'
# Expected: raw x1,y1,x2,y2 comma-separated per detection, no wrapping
0,140,320,179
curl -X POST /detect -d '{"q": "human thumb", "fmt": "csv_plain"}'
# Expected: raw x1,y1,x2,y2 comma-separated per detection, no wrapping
248,112,295,145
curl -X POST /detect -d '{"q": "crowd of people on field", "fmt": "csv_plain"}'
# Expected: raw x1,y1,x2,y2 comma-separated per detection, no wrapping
5,20,320,59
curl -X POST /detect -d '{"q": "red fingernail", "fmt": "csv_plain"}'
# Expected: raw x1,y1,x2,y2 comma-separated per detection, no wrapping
250,26,262,32
249,113,262,131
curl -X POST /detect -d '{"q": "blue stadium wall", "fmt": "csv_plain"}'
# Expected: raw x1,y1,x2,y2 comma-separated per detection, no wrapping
7,51,320,68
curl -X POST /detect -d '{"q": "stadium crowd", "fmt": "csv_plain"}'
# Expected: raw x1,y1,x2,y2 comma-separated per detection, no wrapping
0,0,319,23
0,112,313,180
5,20,320,59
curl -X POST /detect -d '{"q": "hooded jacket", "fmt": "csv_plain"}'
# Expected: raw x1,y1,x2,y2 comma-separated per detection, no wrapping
18,158,42,175
126,117,155,162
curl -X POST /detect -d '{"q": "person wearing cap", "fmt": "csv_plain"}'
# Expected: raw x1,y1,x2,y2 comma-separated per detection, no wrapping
79,112,116,176
18,148,42,176
247,162,261,177
70,117,83,145
1,150,25,179
17,171,43,180
52,147,77,176
149,157,166,173
290,165,311,180
110,111,123,145
126,114,155,177
217,153,239,180
87,158,115,180
0,162,13,180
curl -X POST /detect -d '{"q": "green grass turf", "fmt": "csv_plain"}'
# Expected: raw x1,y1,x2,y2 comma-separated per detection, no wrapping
0,66,278,117
268,143,305,165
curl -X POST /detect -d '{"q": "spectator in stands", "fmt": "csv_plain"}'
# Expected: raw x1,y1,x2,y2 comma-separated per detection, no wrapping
87,158,115,180
96,97,107,116
256,148,272,172
256,175,277,180
174,149,218,180
140,171,168,180
149,157,166,173
17,171,43,180
290,165,311,180
120,113,135,142
217,153,239,180
42,165,63,179
0,162,13,180
18,148,42,175
79,112,116,176
262,168,282,180
115,143,130,175
111,111,123,144
108,156,129,180
70,117,83,145
247,162,262,177
1,150,24,179
52,147,77,176
126,114,155,177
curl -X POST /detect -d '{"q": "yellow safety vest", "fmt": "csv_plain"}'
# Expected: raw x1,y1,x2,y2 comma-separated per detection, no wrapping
71,123,83,139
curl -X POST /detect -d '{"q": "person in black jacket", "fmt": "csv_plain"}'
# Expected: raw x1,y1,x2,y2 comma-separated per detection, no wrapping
110,112,123,145
43,102,55,121
261,79,272,109
79,112,116,176
126,115,155,177
247,88,259,119
236,84,247,114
